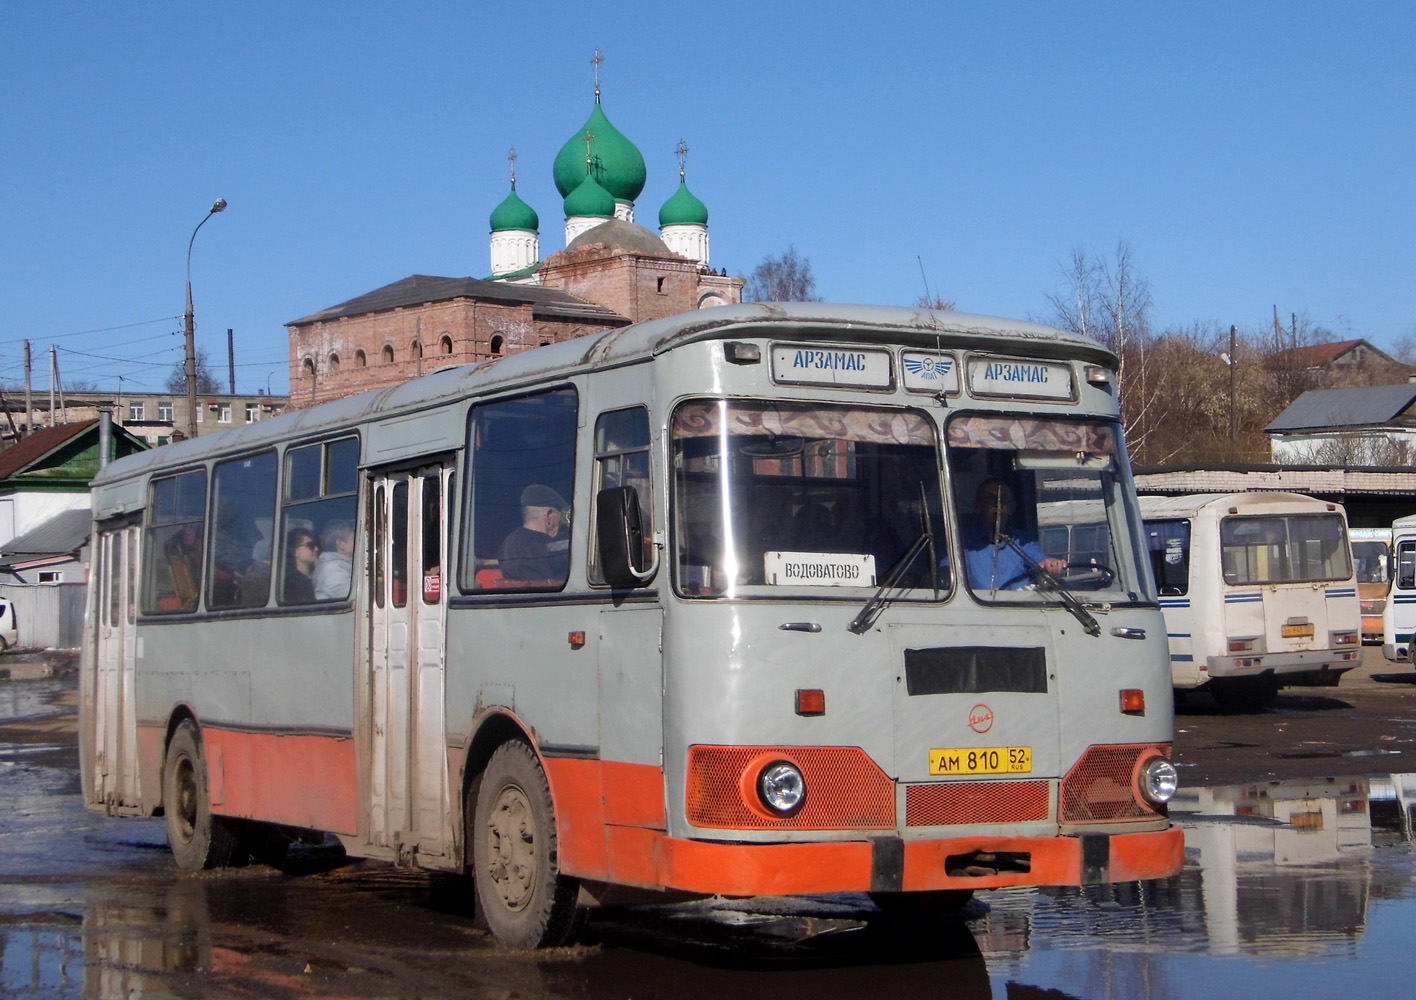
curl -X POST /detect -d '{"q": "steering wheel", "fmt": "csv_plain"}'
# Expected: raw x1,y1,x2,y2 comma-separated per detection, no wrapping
1055,562,1115,589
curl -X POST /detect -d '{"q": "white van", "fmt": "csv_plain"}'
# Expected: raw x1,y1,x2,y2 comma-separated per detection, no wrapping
1140,492,1361,711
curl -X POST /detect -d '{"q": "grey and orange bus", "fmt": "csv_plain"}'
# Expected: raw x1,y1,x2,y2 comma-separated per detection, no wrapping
81,303,1182,948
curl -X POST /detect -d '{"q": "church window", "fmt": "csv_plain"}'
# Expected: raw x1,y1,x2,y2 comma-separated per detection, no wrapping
355,350,367,367
440,335,453,355
490,335,504,356
381,345,394,364
302,357,315,377
328,353,340,372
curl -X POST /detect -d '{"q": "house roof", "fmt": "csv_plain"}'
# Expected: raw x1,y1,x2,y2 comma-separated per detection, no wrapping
0,508,91,562
0,421,96,481
1266,338,1407,371
286,274,628,327
1265,384,1416,433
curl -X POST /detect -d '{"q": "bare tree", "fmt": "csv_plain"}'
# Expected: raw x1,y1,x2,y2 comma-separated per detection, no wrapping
1045,241,1156,452
166,347,222,395
744,246,819,302
916,293,957,311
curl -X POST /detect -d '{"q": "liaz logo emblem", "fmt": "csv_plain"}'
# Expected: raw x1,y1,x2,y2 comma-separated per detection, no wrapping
903,355,953,380
968,703,994,733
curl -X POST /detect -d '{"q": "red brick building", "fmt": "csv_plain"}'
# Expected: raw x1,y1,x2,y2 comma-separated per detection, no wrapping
287,83,743,408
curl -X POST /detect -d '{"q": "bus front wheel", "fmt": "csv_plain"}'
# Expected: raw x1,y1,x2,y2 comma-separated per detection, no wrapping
472,740,584,949
162,720,244,871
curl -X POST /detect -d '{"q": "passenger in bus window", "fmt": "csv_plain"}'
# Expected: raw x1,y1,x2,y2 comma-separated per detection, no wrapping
499,485,569,581
314,520,355,600
164,525,202,611
284,528,319,603
963,479,1066,590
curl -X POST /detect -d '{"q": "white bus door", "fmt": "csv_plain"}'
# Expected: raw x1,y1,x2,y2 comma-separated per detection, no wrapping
91,523,141,811
367,467,452,863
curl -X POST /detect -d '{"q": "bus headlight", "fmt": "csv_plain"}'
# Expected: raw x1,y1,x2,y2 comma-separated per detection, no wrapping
1139,758,1179,805
757,761,807,816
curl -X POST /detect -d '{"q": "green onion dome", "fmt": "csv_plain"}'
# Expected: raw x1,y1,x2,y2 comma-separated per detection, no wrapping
563,172,616,219
658,179,708,227
489,184,539,233
553,103,647,204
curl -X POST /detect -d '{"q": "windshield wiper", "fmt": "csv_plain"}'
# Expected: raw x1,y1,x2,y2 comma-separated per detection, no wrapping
997,535,1101,637
849,485,937,635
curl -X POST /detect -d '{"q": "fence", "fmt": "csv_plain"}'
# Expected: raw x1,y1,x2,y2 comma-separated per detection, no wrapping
0,582,86,649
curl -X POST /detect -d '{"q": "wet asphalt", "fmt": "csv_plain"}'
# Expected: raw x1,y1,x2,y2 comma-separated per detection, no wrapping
3,648,1416,998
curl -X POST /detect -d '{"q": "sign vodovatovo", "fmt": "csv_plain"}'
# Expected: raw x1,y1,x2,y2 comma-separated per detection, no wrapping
771,344,893,388
966,355,1075,401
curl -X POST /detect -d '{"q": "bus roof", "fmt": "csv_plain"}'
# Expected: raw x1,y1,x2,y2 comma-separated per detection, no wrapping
91,303,1110,490
1137,491,1340,519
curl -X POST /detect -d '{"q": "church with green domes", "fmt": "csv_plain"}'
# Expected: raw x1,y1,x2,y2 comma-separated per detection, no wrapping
287,72,742,408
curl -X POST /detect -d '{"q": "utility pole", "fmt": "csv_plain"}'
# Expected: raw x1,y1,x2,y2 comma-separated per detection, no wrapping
23,340,32,436
227,328,236,395
184,198,228,438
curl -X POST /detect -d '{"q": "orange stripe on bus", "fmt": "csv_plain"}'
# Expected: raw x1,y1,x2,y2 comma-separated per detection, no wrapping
201,729,359,835
588,826,1183,894
542,757,667,877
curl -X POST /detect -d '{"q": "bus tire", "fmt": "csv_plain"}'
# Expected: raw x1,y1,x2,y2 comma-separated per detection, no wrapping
163,720,244,871
471,740,583,949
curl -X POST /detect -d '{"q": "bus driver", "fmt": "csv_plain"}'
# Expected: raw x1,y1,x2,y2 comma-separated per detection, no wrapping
963,478,1066,590
499,484,570,581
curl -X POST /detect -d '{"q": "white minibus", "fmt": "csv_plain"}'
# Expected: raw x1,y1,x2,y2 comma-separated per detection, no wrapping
1139,492,1361,711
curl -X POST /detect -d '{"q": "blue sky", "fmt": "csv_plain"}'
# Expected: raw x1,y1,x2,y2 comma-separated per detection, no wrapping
2,2,1412,395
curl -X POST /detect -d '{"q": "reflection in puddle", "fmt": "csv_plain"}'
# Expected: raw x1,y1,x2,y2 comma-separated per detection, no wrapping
6,767,1416,997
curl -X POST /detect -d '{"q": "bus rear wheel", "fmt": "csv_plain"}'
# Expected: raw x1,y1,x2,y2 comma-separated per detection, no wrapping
163,720,244,871
472,740,583,949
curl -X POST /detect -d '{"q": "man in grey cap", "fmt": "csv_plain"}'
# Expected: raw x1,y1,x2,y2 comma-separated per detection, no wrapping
499,484,570,581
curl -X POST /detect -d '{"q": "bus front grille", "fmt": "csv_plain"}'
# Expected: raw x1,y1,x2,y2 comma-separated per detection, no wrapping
905,781,1050,826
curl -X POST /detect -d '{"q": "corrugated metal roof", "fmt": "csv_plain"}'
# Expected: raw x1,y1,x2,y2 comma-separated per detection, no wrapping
286,274,627,326
1264,384,1416,432
0,508,90,559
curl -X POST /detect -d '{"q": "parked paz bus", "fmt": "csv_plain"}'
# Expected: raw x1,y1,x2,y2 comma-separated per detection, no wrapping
1139,492,1361,712
1382,514,1416,663
81,303,1182,948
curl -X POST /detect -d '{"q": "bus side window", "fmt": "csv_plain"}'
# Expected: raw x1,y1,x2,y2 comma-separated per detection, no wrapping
1145,519,1190,595
464,387,577,591
589,407,652,586
142,469,207,614
279,436,360,605
207,450,278,610
1399,542,1416,590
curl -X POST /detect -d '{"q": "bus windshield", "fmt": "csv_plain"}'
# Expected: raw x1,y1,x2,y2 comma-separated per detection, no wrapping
672,399,947,598
946,414,1151,602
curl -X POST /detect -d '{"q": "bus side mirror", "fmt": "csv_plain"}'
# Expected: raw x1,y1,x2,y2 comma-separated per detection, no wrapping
596,486,656,587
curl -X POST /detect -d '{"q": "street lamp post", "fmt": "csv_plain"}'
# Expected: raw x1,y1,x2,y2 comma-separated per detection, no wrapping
183,198,227,438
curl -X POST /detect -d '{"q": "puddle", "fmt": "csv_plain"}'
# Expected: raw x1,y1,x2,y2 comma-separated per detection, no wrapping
8,709,1416,997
